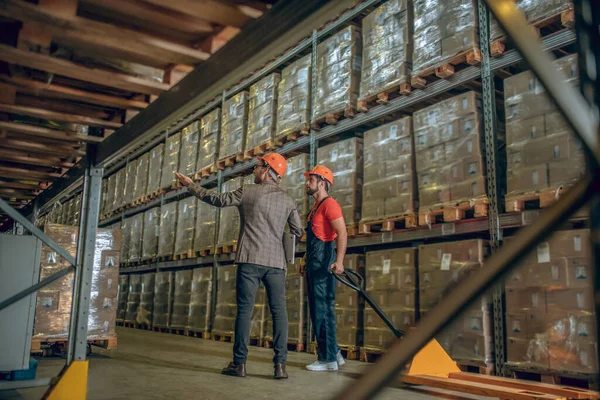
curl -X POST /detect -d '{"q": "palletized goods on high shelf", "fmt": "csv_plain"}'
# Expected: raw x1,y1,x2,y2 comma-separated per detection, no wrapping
146,144,164,197
213,265,237,337
157,202,177,260
174,197,197,258
196,108,220,177
170,270,193,330
275,55,311,142
220,92,249,163
281,154,309,224
179,121,200,179
246,73,280,155
152,271,173,329
142,207,160,262
160,132,181,191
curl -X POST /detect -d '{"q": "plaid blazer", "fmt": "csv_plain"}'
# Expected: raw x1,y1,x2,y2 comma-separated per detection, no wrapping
188,181,303,269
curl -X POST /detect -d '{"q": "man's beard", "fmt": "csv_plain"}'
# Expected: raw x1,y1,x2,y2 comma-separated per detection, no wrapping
306,187,317,195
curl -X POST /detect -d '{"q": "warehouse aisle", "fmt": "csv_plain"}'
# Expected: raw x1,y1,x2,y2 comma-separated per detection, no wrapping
7,327,491,400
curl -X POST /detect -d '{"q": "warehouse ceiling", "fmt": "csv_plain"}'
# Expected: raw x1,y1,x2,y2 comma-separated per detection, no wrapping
0,0,276,229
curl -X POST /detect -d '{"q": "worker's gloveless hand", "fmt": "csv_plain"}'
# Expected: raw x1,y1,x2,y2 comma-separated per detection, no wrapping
175,172,193,187
298,256,306,277
330,261,344,275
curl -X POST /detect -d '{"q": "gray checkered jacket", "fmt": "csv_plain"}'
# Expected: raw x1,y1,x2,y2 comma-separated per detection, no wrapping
188,181,303,269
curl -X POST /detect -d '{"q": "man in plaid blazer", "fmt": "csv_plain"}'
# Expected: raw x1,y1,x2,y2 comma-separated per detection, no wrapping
175,153,303,380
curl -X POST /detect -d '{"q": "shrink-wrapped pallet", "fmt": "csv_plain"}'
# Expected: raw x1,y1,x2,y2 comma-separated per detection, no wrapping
362,117,415,222
179,121,200,177
335,255,365,347
133,153,149,202
220,92,249,159
281,154,309,224
359,0,412,104
120,217,131,265
246,73,280,150
152,271,174,328
113,167,126,211
147,144,164,196
101,178,108,216
174,197,197,257
117,274,129,322
317,138,364,224
213,265,237,335
157,202,178,258
73,194,81,226
276,55,311,141
196,108,220,173
128,213,143,263
313,26,362,123
193,198,217,253
123,159,137,206
142,207,160,261
125,274,141,324
160,132,182,190
137,272,155,326
187,267,213,334
170,270,193,329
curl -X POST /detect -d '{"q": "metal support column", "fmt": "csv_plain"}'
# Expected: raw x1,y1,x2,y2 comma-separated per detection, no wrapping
478,0,507,377
309,29,319,170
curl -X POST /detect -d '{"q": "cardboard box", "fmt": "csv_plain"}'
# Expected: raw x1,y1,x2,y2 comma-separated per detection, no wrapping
506,115,546,144
507,164,549,194
550,339,598,374
549,161,585,187
505,287,546,313
546,288,595,314
507,337,551,369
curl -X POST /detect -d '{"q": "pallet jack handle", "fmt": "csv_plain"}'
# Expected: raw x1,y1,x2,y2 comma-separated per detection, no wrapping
334,269,405,339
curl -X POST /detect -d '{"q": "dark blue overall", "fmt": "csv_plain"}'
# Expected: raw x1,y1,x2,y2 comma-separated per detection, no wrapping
306,197,340,363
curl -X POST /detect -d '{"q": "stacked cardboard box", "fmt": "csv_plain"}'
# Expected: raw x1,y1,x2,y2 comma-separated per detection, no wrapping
336,254,365,347
412,0,478,78
281,154,309,224
317,138,364,225
159,133,181,191
142,207,160,261
362,117,415,222
133,153,149,203
504,55,583,204
146,144,164,197
193,197,217,252
125,274,141,324
128,213,144,264
137,273,155,326
174,198,197,257
187,267,213,334
170,270,193,329
214,265,237,335
364,248,417,350
246,73,280,150
220,92,249,159
313,25,362,123
153,271,174,329
359,0,412,102
197,108,220,173
157,202,178,258
276,55,311,141
117,275,129,323
414,91,486,212
505,230,598,374
419,239,492,364
113,168,126,212
123,160,137,206
179,121,200,177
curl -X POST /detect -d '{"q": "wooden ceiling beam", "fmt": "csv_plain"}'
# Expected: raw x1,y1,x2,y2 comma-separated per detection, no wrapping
1,0,210,68
0,166,61,180
0,121,104,143
197,26,241,54
138,0,250,28
0,179,42,191
0,188,37,199
1,75,149,110
15,95,114,120
0,103,122,128
0,148,69,168
0,138,85,157
0,44,169,95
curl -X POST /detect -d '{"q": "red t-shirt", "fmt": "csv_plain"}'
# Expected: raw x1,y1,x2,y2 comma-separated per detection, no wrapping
308,197,343,242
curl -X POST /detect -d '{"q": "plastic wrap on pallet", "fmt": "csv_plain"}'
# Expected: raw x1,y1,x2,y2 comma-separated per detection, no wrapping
65,198,75,226
133,153,149,202
413,91,487,209
170,270,193,329
117,274,129,322
179,121,200,177
137,272,155,326
281,154,309,224
157,201,178,258
334,254,365,347
73,194,81,226
246,73,280,150
128,213,144,263
147,144,165,196
363,248,416,350
123,159,137,206
504,229,598,374
105,174,115,214
113,167,126,211
101,178,108,216
197,108,220,172
504,55,584,200
362,117,415,222
214,265,237,334
125,274,141,323
217,176,244,246
220,92,249,159
412,0,478,77
490,0,572,41
174,197,197,256
317,137,364,224
360,0,412,102
120,217,131,265
187,267,213,333
193,195,217,252
419,239,493,365
313,25,362,123
276,55,311,140
160,132,182,190
142,207,160,261
152,271,173,328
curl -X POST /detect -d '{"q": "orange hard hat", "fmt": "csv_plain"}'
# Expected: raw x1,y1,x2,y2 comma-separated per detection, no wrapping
257,153,287,178
304,165,334,186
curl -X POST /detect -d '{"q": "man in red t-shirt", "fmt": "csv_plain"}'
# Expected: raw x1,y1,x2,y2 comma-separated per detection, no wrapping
301,165,348,371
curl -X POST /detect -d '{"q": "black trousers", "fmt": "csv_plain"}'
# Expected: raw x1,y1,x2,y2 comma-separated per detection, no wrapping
233,263,288,365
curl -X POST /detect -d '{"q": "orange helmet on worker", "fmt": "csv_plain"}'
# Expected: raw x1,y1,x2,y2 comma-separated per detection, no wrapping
257,153,288,178
304,165,334,186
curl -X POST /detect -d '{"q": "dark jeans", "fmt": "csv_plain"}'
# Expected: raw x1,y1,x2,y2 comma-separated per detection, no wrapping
234,263,288,365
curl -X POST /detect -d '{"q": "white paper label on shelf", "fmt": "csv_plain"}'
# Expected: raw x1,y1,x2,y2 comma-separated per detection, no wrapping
390,273,396,286
436,248,442,260
405,253,410,264
440,253,452,270
531,292,539,308
511,319,521,333
224,271,230,282
184,203,188,214
405,293,412,307
577,292,585,309
551,265,559,281
442,223,455,235
331,149,338,162
381,231,393,243
405,274,412,284
404,315,411,325
389,125,397,139
423,272,431,284
382,259,391,275
578,321,590,337
574,235,581,251
580,351,589,366
348,295,353,306
575,266,587,280
103,321,109,332
537,242,550,263
107,279,113,289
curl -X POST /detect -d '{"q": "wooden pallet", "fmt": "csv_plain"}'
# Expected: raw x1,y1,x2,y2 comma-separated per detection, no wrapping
148,188,165,200
156,254,174,262
185,329,211,340
491,9,574,57
360,347,385,363
192,246,214,257
116,320,124,326
346,224,359,238
216,242,237,255
141,256,157,264
506,365,600,392
212,331,235,343
411,47,482,89
263,339,305,353
194,165,217,180
357,82,412,112
358,213,417,234
505,186,571,213
311,105,356,130
173,252,190,261
274,124,310,147
216,153,245,170
456,360,494,376
152,326,170,333
418,198,489,226
309,342,359,361
243,140,275,160
31,336,117,354
131,196,146,206
167,327,187,336
134,323,152,331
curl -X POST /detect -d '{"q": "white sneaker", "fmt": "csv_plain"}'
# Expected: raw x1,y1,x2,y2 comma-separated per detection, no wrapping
337,350,345,367
306,361,338,371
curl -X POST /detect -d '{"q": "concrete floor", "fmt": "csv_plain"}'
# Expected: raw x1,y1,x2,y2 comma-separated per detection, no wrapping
3,327,490,400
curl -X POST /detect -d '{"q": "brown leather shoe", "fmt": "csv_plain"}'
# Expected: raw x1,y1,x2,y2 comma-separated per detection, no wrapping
221,362,246,377
274,363,288,379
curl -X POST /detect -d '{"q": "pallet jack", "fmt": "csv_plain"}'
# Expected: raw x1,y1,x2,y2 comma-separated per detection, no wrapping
335,269,600,400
